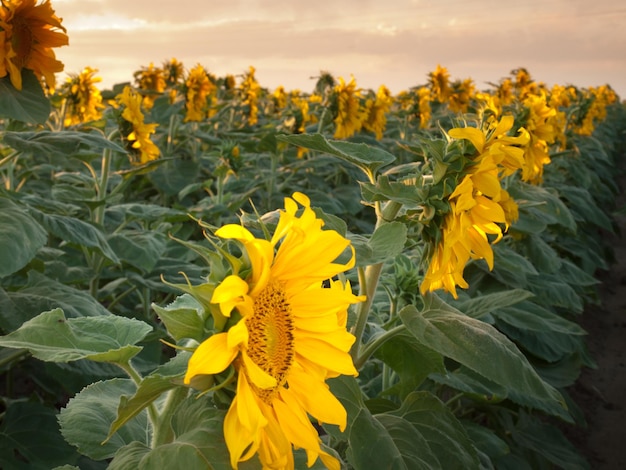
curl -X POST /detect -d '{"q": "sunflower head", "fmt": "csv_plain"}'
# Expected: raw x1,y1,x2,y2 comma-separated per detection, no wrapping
182,192,364,469
0,0,68,91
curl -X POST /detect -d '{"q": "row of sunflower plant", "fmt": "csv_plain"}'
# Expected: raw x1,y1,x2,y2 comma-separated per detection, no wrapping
1,1,626,469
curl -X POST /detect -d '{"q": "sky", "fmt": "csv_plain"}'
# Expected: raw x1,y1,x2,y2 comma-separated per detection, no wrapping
52,0,626,98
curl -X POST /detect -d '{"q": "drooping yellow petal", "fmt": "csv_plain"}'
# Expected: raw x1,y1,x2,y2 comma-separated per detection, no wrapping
241,352,278,389
184,333,237,383
212,275,250,317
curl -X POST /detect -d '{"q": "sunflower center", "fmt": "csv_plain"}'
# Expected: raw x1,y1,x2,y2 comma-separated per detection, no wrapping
245,280,294,403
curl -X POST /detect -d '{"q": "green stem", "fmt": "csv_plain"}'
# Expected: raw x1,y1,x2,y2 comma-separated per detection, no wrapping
354,324,406,370
151,385,189,448
350,200,403,363
116,361,159,430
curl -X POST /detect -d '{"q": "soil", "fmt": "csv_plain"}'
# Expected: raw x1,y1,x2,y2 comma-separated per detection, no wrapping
562,172,626,469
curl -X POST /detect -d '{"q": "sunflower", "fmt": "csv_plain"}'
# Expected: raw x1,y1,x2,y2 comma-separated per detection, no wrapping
362,84,393,140
333,76,367,139
0,0,68,91
184,192,364,470
114,85,160,165
61,66,105,127
183,63,215,122
421,115,529,298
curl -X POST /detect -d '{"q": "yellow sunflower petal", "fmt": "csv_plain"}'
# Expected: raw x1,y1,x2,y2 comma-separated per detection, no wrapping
242,352,278,389
215,224,255,242
184,333,237,383
288,367,348,430
212,275,250,317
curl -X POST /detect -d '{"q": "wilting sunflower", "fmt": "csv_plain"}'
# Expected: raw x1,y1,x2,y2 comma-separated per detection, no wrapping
114,86,160,165
184,192,364,470
61,66,104,127
0,0,68,91
362,84,393,140
183,63,215,122
421,115,529,298
239,65,261,125
333,76,367,139
133,62,166,110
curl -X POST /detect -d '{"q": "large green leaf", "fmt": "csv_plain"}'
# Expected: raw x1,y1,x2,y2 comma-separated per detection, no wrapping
326,375,441,470
0,401,79,469
400,296,568,419
0,271,112,331
276,133,395,177
0,198,47,279
59,379,149,460
0,70,50,124
29,209,120,264
2,130,127,158
375,331,445,398
108,231,167,273
385,392,479,469
0,308,152,364
455,289,535,321
108,395,234,470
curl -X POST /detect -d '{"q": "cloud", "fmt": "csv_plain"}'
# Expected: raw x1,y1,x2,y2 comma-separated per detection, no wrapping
53,0,626,96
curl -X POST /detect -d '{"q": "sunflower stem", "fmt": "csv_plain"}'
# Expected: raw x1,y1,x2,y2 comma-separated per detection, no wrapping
351,200,403,364
354,324,405,370
151,385,189,448
115,360,160,431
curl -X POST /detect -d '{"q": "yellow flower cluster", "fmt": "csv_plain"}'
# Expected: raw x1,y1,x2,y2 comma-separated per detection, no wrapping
61,66,105,127
333,76,368,139
183,64,215,122
520,93,558,184
133,62,166,110
240,65,261,126
421,115,530,298
362,85,393,140
0,0,68,91
115,86,161,165
574,85,618,136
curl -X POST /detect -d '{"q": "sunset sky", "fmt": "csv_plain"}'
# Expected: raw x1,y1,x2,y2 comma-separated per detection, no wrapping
52,0,626,97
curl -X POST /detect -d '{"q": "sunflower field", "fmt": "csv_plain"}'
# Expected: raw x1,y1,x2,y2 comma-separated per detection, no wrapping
1,1,626,469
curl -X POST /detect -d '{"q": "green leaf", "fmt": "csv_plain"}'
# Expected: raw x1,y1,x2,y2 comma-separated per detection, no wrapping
510,413,590,469
2,129,127,158
108,231,167,273
276,133,395,176
376,331,445,398
326,375,441,470
385,391,480,469
359,175,426,209
59,379,149,460
0,198,47,278
430,366,508,404
399,297,568,419
462,421,509,461
0,401,78,469
455,289,535,320
510,183,576,232
0,70,50,124
109,395,233,470
0,271,112,331
29,209,120,264
107,353,189,439
152,294,206,342
352,221,407,266
0,308,152,363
